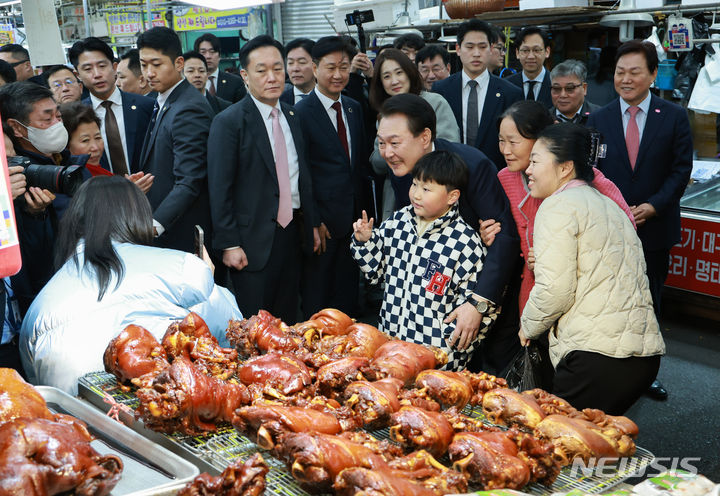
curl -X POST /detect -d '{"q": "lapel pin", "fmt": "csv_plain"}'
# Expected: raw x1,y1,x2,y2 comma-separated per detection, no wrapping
655,108,661,113
348,107,353,113
289,110,294,116
131,105,137,110
222,79,227,84
496,92,500,97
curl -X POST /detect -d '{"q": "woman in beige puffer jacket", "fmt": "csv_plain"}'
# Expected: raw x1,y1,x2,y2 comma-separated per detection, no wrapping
519,123,665,415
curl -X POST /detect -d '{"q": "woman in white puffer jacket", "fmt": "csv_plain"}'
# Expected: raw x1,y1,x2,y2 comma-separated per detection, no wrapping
519,122,664,415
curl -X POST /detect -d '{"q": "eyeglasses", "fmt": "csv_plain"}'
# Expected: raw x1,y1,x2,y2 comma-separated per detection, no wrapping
199,49,218,55
494,44,506,54
550,83,584,95
518,47,545,56
51,78,78,89
9,59,28,67
418,66,448,76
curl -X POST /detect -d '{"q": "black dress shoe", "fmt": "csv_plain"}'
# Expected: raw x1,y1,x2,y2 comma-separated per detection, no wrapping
646,379,668,400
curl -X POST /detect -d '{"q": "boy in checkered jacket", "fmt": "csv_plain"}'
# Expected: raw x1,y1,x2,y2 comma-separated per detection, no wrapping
351,151,490,371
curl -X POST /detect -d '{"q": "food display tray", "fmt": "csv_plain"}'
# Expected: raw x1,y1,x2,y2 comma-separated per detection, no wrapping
37,386,199,496
78,371,655,496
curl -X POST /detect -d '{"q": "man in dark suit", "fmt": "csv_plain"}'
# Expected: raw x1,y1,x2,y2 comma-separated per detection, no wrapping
432,19,522,170
208,35,319,324
138,27,214,254
69,38,154,177
295,36,370,318
587,40,693,401
377,94,521,374
182,51,231,116
194,33,247,103
549,59,599,125
117,49,156,99
506,27,552,108
280,38,316,106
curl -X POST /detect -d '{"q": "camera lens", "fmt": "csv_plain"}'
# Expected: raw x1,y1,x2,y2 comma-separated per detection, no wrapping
25,164,85,196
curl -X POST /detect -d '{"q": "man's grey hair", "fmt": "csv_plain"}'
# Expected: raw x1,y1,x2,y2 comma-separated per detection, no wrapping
550,59,587,82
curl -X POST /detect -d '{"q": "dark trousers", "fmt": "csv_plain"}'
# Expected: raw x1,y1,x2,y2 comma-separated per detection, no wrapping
553,350,661,415
0,339,26,379
229,220,301,325
301,233,359,319
643,247,670,317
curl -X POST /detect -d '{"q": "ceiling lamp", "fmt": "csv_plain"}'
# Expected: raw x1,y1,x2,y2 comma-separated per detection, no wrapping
599,0,654,42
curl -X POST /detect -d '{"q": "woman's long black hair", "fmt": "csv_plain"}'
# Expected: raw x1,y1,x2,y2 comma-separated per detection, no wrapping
54,176,154,301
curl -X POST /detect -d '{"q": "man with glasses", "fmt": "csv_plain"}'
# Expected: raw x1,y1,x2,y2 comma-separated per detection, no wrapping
488,27,515,78
44,65,83,103
416,44,451,91
0,44,44,85
193,33,246,103
549,59,598,125
507,27,552,107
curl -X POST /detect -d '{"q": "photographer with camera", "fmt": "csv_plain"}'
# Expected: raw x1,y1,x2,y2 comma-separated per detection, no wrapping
0,81,89,314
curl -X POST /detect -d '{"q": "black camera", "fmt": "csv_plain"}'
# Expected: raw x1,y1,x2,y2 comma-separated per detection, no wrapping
346,9,374,26
8,156,84,196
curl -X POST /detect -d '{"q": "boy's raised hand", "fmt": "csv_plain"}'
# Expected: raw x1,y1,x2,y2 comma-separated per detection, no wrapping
353,210,374,243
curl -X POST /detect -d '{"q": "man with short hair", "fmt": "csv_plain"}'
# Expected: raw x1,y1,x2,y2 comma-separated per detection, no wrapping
281,38,315,105
138,27,214,253
432,19,522,170
507,27,552,107
182,50,231,115
549,59,599,125
0,44,35,82
69,37,154,175
117,49,155,98
207,35,318,323
295,36,370,318
44,65,83,103
194,33,247,103
416,44,451,91
488,26,515,78
377,94,519,374
0,59,16,86
393,33,425,62
587,40,693,402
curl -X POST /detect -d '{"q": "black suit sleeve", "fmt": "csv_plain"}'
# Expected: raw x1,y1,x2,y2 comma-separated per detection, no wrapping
207,110,243,249
647,107,692,216
467,156,520,303
153,101,211,231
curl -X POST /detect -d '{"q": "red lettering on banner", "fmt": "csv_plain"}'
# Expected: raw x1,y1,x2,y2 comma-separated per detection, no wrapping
426,271,450,296
666,217,720,297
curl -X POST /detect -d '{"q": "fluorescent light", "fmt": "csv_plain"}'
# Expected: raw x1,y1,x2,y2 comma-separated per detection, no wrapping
174,0,282,8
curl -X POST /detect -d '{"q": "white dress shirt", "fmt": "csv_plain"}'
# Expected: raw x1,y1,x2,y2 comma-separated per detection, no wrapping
205,68,220,93
620,91,652,142
461,69,490,145
314,87,352,162
293,86,311,104
522,66,546,100
250,94,301,208
90,87,128,172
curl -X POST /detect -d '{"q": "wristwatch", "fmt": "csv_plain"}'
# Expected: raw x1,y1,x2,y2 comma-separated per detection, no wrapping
470,298,489,314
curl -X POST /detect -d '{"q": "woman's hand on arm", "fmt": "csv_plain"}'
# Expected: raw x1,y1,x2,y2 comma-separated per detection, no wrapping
478,218,500,246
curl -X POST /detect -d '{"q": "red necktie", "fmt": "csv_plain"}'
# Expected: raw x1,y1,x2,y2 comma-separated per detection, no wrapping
625,106,640,170
331,101,349,159
208,75,216,96
270,108,293,227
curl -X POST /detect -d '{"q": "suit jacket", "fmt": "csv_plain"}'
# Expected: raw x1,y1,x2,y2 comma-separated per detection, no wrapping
206,92,232,115
507,70,552,108
294,90,370,238
389,139,520,303
280,84,294,106
587,95,693,250
216,71,247,103
83,90,155,174
432,72,522,170
139,79,214,253
207,96,316,271
550,100,600,125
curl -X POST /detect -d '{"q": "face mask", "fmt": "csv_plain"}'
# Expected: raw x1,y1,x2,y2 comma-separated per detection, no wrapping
17,120,68,155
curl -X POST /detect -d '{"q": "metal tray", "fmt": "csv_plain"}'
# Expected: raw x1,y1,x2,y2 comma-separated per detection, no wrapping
78,371,655,496
37,386,200,496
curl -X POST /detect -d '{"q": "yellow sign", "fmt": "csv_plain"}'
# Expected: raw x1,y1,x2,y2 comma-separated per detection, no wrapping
172,7,249,32
0,24,14,45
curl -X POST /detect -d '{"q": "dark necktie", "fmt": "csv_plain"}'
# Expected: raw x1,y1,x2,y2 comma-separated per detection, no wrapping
101,101,128,175
331,101,349,159
526,80,537,101
466,80,479,148
208,75,216,96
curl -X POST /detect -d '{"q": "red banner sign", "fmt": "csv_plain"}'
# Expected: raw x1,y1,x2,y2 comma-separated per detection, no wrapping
666,216,720,297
